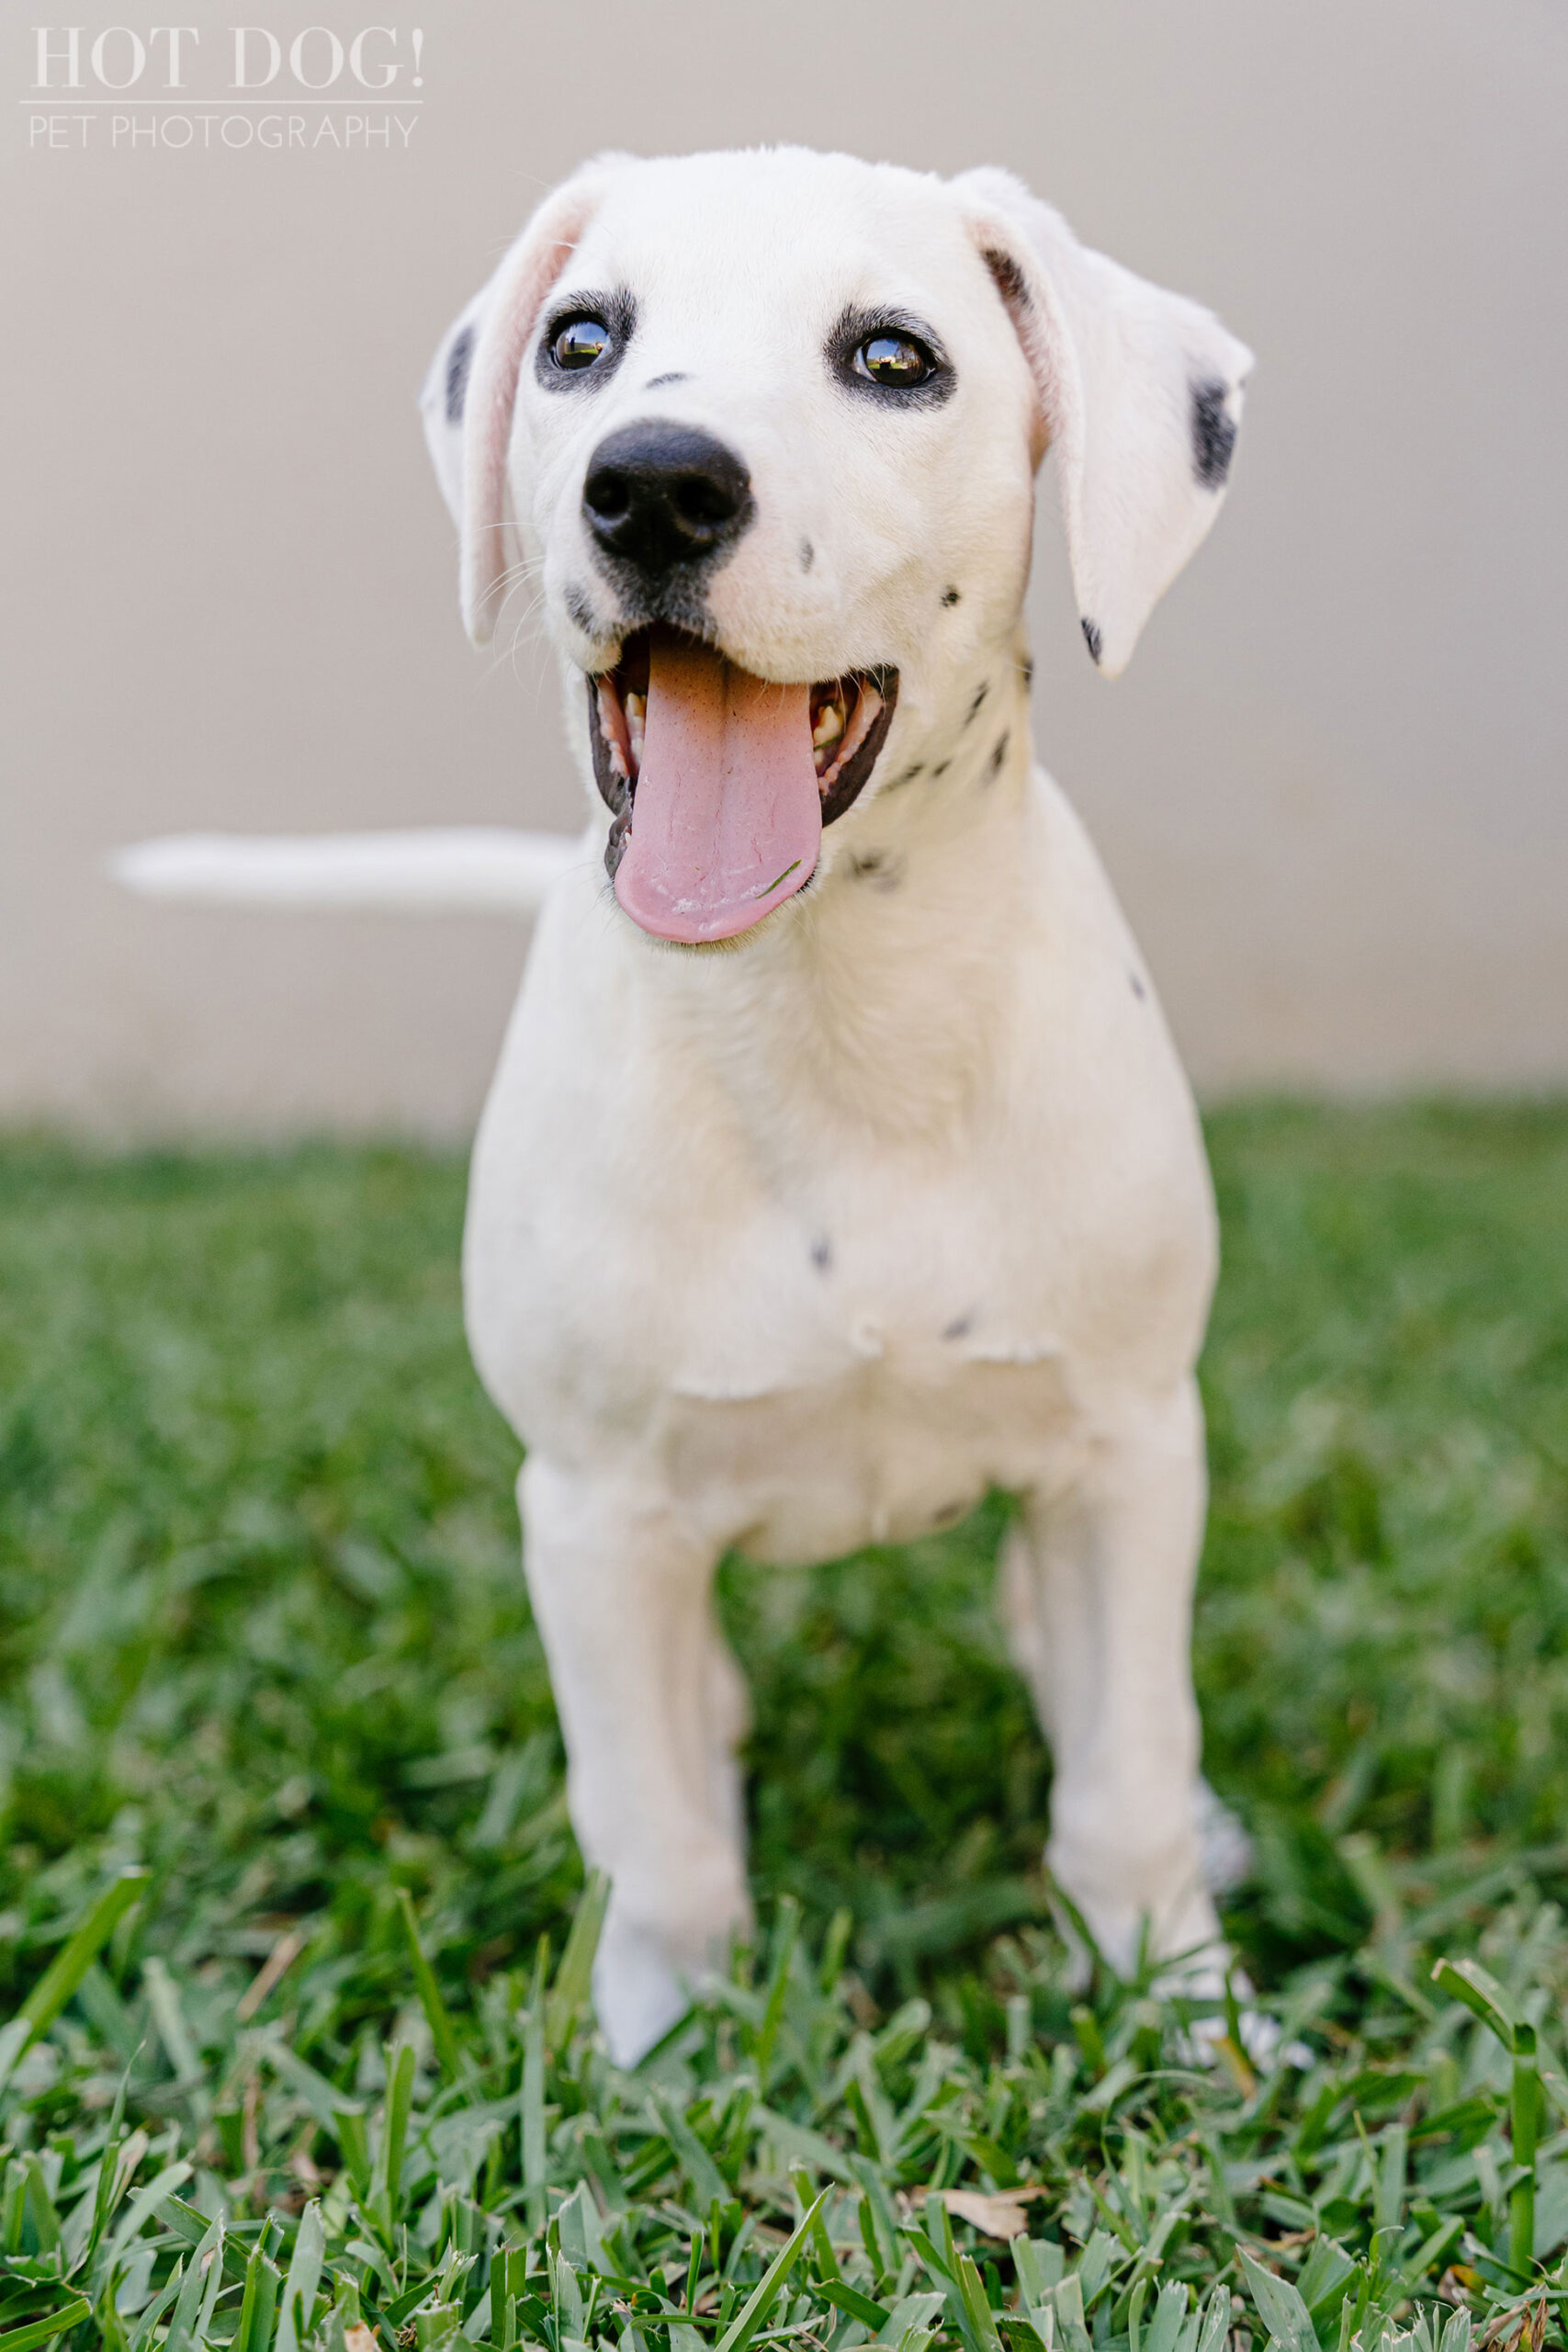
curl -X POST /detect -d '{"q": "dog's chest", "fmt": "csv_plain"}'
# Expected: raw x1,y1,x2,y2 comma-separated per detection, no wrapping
659,1299,1076,1563
465,822,1213,1564
474,1125,1085,1561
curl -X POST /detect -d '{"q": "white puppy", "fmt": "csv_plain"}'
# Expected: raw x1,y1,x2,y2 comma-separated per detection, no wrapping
124,146,1253,2064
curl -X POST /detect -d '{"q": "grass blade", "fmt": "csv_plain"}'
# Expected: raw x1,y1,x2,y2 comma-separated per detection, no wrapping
755,1898,801,2087
1430,1958,1516,2046
6,1870,149,2075
395,1887,462,2082
232,2239,281,2352
1238,2250,1319,2352
274,2198,325,2352
547,1871,610,2052
957,2255,1005,2352
1510,2019,1539,2278
0,2304,93,2352
372,2040,417,2225
714,2189,826,2352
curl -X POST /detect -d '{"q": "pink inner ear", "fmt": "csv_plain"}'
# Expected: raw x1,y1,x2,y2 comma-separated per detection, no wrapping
460,183,605,646
976,232,1058,473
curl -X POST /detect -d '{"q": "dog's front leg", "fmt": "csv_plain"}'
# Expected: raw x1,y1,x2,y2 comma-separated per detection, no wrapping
998,1377,1223,1983
519,1455,751,2064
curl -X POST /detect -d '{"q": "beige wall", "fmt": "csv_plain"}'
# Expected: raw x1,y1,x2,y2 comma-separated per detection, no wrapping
5,0,1565,1136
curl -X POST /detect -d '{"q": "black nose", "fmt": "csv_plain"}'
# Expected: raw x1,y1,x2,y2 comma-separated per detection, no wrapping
582,420,753,577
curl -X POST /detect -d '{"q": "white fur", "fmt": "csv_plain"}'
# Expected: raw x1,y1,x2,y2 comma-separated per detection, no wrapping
121,146,1253,2064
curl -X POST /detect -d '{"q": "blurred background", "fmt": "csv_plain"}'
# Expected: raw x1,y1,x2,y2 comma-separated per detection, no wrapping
6,0,1564,1136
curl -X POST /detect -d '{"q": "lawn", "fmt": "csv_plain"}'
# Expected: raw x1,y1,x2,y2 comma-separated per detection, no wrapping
2,1105,1568,2352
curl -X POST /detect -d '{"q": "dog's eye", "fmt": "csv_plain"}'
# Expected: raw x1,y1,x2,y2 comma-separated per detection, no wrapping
854,333,933,388
551,316,612,371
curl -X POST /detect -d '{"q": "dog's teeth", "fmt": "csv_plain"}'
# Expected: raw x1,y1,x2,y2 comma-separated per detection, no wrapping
812,698,846,773
625,692,646,769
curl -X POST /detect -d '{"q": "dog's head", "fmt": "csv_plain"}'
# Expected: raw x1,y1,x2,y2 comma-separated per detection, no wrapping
421,148,1251,945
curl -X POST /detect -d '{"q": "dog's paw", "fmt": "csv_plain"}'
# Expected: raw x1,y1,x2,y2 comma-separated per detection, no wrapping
1194,1779,1253,1894
592,1916,695,2067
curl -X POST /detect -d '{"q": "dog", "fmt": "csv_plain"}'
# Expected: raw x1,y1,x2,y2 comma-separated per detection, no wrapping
119,145,1252,2064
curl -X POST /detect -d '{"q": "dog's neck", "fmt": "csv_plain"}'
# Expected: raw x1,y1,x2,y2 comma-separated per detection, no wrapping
627,646,1038,1156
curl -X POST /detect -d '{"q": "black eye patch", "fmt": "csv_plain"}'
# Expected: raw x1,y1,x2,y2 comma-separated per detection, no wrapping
827,304,955,410
535,289,637,392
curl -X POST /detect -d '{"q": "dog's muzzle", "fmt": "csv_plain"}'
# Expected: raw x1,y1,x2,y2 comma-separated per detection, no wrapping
582,421,755,581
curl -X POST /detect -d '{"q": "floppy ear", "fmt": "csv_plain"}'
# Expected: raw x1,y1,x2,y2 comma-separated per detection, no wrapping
419,279,491,532
953,166,1253,678
417,165,612,646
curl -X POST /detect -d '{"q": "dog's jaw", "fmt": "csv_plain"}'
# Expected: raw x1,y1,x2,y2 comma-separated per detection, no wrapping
577,648,1038,1149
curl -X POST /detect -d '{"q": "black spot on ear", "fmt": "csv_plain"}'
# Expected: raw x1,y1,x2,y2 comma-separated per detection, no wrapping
565,583,596,634
1190,378,1237,489
942,1311,974,1341
445,323,475,424
942,585,961,607
964,681,988,727
810,1235,833,1273
983,246,1031,311
800,537,815,572
1129,970,1146,1001
987,730,1010,779
1081,617,1103,666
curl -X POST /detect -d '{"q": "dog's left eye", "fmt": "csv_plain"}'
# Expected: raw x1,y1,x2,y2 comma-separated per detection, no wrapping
551,316,612,371
854,333,934,388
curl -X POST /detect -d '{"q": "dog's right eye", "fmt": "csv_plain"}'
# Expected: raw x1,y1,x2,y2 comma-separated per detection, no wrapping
551,317,612,371
855,333,934,388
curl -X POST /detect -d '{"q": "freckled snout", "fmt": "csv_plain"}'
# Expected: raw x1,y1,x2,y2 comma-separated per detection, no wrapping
582,420,754,580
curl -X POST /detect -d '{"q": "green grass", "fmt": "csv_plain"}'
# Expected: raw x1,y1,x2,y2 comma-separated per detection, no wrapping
2,1105,1568,2351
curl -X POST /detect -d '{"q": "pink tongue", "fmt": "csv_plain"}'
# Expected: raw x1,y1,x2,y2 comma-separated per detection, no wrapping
614,634,821,943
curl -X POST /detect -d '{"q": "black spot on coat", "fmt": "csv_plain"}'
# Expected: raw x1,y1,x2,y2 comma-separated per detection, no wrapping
445,324,474,424
942,585,961,607
849,850,905,890
964,681,988,727
987,730,1010,778
810,1236,833,1273
1190,378,1237,489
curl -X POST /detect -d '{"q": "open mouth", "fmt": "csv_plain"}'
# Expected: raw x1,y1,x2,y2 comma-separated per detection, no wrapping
587,625,898,943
